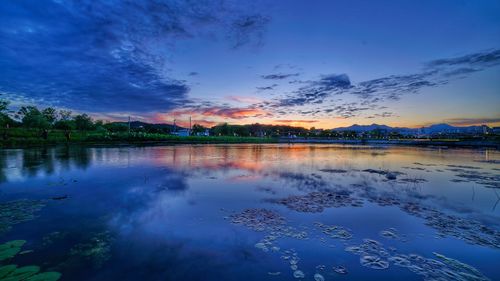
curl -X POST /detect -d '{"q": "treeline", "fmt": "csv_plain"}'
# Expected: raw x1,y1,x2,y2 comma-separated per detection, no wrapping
0,99,345,139
0,100,143,134
1,100,99,131
204,123,312,137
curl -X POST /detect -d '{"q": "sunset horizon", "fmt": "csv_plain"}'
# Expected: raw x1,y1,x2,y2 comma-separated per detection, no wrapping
1,1,499,129
0,2,499,281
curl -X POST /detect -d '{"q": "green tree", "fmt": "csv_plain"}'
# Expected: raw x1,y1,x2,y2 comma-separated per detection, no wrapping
0,100,8,113
17,106,50,129
94,120,106,132
211,123,232,136
74,114,94,130
58,110,73,121
41,107,57,125
104,122,128,132
54,119,76,130
0,99,13,127
234,125,250,137
191,124,206,135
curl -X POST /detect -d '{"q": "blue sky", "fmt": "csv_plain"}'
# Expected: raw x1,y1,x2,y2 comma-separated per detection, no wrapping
1,0,499,128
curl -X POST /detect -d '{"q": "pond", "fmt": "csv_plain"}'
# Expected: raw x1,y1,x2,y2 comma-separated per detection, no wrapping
0,144,499,281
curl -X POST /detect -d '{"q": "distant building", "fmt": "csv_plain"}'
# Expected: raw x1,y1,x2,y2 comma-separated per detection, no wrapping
172,129,190,137
196,129,210,136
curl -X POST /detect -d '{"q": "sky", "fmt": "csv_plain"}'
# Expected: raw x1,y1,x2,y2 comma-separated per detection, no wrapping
0,0,499,129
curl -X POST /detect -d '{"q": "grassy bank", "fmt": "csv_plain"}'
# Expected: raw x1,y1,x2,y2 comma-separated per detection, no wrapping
0,128,278,148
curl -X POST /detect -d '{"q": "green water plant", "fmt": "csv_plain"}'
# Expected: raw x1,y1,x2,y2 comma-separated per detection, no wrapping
0,200,46,234
0,241,25,261
70,231,112,267
0,265,60,281
0,241,61,281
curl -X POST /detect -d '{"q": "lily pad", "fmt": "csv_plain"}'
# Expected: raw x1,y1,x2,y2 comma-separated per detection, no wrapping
0,240,26,261
332,265,348,274
313,273,325,281
0,265,17,279
0,265,60,281
360,255,389,270
293,270,304,278
0,241,61,281
25,272,61,281
0,265,40,281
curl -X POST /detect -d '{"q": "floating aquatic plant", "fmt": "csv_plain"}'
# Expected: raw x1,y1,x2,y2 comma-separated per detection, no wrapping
362,169,404,180
267,191,363,213
400,202,500,249
364,194,500,249
332,265,348,274
446,166,500,188
379,228,399,239
0,200,46,234
229,209,286,232
318,169,348,174
314,222,353,240
397,177,428,184
0,240,25,261
292,270,304,278
360,255,389,270
0,265,61,281
313,273,324,281
69,231,112,267
345,239,390,270
345,239,491,280
0,240,61,281
42,232,66,247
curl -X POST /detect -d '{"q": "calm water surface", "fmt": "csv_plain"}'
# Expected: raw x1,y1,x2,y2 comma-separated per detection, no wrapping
0,144,499,281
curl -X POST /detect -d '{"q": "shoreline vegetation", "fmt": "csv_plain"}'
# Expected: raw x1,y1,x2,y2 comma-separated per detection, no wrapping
0,128,279,148
0,100,498,149
0,128,498,149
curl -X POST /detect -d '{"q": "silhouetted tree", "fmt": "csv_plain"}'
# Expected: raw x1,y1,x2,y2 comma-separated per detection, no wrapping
192,124,206,135
17,106,50,129
74,114,94,130
41,107,57,125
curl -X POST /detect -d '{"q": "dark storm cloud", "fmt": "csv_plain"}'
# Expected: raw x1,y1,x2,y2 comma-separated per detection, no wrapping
352,49,500,101
273,48,500,111
0,0,269,114
229,15,270,48
352,72,439,101
426,49,500,68
277,74,351,106
261,73,300,80
256,84,278,91
366,112,395,119
323,104,370,118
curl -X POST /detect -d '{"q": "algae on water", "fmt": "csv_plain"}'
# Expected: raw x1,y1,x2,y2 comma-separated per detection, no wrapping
69,231,112,267
0,200,46,234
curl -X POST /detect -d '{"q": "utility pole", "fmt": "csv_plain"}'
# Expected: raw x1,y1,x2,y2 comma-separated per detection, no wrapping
189,116,192,135
128,116,131,134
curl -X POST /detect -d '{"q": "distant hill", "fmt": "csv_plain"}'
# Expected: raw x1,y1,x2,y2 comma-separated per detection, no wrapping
332,124,396,132
331,123,488,135
112,121,184,130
